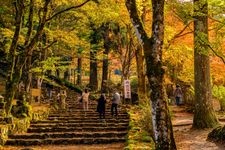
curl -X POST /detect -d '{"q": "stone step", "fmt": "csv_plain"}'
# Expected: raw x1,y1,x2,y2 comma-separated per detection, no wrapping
48,112,128,117
55,108,127,112
27,126,128,133
48,111,128,117
46,116,129,120
31,119,129,124
66,106,119,110
50,108,128,111
9,131,127,139
170,106,188,113
30,122,129,128
6,137,126,146
6,92,129,147
66,103,126,109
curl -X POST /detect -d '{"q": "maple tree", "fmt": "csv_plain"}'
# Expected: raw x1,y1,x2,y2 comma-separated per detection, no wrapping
1,0,225,148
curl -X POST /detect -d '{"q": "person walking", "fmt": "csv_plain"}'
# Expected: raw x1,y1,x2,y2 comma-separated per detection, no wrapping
174,85,183,106
111,90,120,118
56,90,61,107
97,94,107,120
60,89,67,110
82,89,90,112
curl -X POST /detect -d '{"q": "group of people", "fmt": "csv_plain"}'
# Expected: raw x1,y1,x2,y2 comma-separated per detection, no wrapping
79,89,121,120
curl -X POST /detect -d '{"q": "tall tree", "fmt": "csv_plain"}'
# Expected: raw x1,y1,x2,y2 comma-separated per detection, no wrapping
86,0,121,91
101,22,111,93
114,25,136,84
126,0,176,149
77,54,82,85
192,0,218,128
89,25,101,91
3,0,92,115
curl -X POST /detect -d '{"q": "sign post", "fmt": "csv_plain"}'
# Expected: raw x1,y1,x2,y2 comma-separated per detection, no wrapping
124,80,131,103
30,88,41,103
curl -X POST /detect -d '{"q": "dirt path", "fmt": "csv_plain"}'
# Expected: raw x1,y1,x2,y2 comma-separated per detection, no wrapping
172,105,225,150
175,127,224,150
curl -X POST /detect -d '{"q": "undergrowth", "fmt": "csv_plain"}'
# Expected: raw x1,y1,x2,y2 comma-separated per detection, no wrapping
125,102,154,150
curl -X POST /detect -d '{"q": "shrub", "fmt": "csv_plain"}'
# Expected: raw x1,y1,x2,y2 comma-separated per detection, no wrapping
126,102,154,149
212,85,225,111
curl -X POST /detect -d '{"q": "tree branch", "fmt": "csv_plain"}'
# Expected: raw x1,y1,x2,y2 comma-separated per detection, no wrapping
165,21,193,49
24,0,34,46
42,40,57,51
208,44,225,64
46,0,91,22
125,0,149,44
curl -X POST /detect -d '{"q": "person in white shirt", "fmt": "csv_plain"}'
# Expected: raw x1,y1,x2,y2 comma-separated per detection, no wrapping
60,89,67,109
111,90,120,118
82,89,89,111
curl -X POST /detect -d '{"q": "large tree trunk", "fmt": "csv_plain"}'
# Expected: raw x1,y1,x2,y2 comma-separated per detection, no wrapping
5,69,22,116
89,49,98,91
126,0,176,149
89,25,100,91
101,49,109,93
101,23,111,93
24,57,33,93
64,69,69,81
23,0,34,93
192,0,218,128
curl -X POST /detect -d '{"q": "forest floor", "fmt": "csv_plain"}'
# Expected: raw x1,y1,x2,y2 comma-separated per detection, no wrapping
2,105,225,150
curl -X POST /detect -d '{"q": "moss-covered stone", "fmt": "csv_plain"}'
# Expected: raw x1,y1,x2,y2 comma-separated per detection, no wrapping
0,125,9,145
208,125,225,142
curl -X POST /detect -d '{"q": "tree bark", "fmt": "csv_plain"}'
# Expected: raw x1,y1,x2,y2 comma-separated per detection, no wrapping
64,69,69,81
101,23,111,93
89,49,98,91
77,56,82,85
23,0,33,93
126,0,176,149
192,0,218,128
5,0,25,116
101,49,109,93
89,25,100,91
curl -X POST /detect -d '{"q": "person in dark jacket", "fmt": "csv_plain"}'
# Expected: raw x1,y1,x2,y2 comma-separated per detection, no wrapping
174,84,183,106
97,94,107,119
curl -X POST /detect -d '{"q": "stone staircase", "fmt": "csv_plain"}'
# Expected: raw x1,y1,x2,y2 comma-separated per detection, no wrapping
5,92,130,146
171,105,193,131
